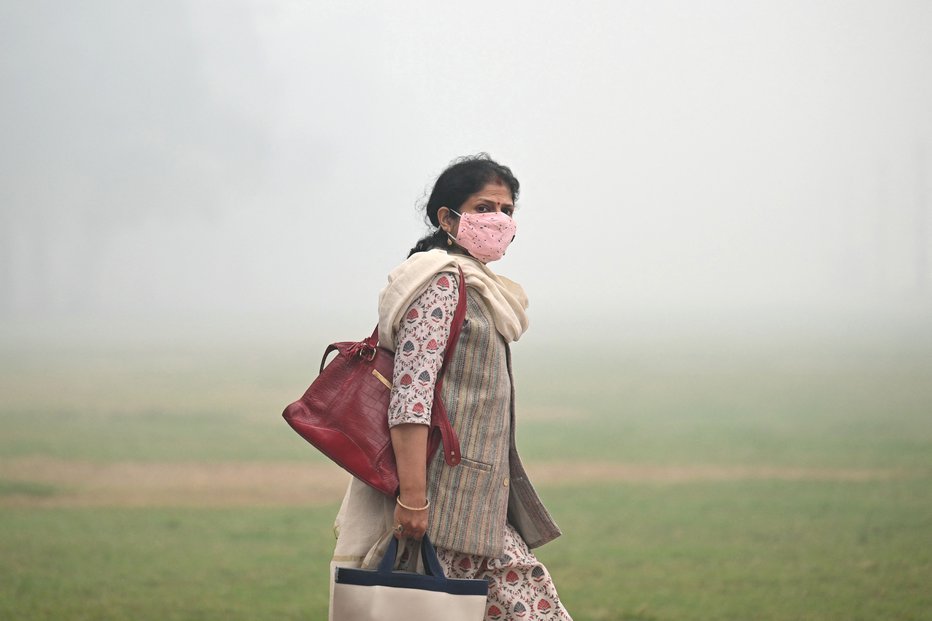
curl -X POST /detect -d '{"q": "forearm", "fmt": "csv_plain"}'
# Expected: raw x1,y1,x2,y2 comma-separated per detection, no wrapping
390,423,429,504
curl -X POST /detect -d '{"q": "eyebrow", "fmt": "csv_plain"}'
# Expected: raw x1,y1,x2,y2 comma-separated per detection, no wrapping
474,196,515,208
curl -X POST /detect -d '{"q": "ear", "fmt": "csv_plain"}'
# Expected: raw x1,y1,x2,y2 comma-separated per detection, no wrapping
437,207,459,236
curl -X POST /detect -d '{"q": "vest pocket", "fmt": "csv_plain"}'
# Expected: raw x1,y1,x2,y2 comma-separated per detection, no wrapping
458,456,493,472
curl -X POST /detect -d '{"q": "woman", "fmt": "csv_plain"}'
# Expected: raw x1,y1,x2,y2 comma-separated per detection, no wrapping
331,154,572,621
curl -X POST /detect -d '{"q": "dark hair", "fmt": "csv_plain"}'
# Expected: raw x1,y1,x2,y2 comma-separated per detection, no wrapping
408,153,520,257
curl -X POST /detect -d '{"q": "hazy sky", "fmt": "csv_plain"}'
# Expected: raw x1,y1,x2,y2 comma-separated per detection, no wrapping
2,0,931,340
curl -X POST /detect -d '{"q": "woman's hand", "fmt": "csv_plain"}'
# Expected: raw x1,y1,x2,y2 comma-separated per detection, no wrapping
393,495,429,540
389,423,430,540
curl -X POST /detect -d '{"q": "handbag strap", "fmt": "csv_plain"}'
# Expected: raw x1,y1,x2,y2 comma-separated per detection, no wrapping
372,266,468,469
427,266,466,467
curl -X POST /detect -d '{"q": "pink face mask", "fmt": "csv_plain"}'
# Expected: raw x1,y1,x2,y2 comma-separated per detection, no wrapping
448,209,517,263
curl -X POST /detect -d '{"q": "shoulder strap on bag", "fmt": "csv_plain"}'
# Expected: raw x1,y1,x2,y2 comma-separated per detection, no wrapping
372,266,467,469
427,266,467,467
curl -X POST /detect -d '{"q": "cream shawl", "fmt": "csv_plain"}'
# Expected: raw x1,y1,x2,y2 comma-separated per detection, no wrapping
378,248,529,350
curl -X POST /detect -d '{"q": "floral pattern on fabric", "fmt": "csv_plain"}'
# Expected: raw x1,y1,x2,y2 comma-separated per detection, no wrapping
388,271,459,427
435,523,573,620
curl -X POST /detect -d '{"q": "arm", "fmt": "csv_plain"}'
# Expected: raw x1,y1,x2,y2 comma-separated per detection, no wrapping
387,271,459,539
390,424,430,539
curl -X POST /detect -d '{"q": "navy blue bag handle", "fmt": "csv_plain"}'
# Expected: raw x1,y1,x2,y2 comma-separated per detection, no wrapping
378,534,446,579
335,533,488,598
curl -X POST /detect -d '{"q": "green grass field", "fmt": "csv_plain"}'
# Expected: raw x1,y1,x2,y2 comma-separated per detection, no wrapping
1,330,930,620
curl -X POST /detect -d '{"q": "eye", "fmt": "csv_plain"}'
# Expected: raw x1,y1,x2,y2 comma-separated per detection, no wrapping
502,206,514,217
475,204,491,213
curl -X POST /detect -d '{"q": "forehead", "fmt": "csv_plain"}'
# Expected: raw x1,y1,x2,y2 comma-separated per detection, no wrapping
467,182,514,206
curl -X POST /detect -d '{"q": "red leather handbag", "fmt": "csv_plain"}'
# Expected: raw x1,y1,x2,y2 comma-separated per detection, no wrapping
282,267,467,497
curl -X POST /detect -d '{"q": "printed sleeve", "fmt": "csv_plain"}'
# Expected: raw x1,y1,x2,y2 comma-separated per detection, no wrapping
387,271,459,427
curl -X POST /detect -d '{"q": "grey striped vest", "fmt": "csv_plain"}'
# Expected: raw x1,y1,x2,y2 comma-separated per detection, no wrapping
426,288,562,557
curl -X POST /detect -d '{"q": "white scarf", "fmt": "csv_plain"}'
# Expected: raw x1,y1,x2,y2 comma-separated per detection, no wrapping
378,248,529,351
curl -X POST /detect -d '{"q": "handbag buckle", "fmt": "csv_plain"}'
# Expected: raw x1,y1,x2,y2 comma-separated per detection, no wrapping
358,337,378,361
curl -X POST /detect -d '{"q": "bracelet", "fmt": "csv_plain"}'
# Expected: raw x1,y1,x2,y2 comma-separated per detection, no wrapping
396,495,430,511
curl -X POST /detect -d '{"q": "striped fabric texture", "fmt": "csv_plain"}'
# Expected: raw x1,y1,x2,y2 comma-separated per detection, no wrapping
426,289,561,557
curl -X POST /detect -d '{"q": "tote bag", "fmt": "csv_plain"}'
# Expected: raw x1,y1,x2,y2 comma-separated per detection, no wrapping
332,534,488,621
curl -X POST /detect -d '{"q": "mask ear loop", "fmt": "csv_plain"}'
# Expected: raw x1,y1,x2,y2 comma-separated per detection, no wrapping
443,209,462,247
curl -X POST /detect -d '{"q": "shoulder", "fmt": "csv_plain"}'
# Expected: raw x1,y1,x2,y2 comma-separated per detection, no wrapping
382,250,459,305
409,271,459,318
386,248,453,281
425,270,459,294
379,250,464,349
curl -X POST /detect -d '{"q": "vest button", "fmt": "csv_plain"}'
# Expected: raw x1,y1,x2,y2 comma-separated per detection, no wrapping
503,477,509,487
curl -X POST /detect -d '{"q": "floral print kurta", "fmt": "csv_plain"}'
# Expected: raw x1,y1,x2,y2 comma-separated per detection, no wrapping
388,271,460,427
388,271,573,621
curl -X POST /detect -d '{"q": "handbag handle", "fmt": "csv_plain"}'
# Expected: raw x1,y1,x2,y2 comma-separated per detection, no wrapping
318,344,340,374
318,324,380,373
377,534,447,580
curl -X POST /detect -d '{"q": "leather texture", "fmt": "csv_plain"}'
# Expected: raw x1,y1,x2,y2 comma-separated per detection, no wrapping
283,267,467,497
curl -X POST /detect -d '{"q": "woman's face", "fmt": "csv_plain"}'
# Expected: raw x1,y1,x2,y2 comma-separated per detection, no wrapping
438,182,514,238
